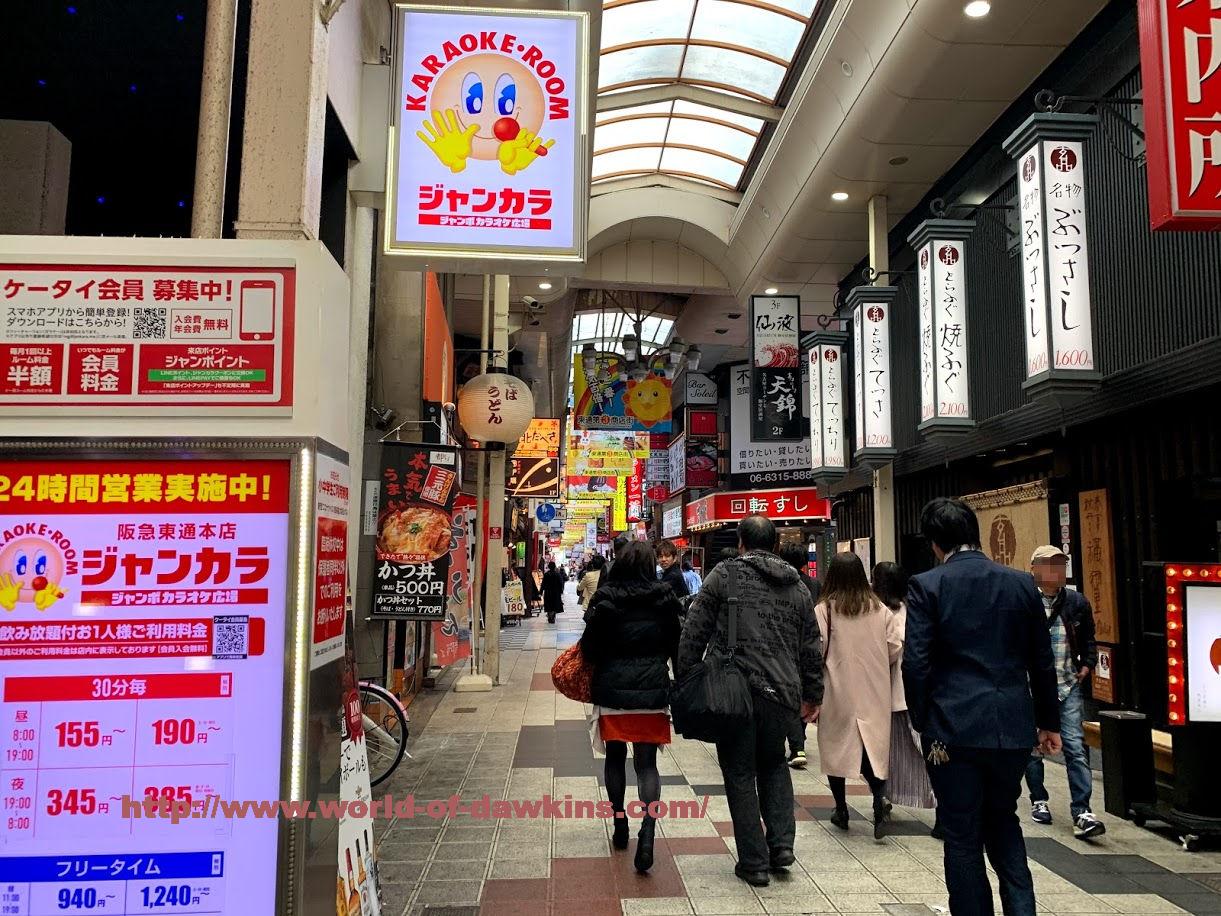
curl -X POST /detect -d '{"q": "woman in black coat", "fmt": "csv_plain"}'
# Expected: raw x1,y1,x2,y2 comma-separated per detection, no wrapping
580,541,682,874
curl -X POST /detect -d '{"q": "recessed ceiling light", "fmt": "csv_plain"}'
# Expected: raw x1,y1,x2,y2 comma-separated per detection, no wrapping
714,328,729,335
964,1,990,17
831,191,849,202
764,287,779,295
538,281,552,290
888,155,909,166
727,312,742,319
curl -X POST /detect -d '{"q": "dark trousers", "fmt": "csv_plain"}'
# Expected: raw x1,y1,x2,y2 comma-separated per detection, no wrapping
715,692,796,872
926,745,1035,916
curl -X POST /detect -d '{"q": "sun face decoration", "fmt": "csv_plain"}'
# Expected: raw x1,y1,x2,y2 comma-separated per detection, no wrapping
626,377,671,427
0,535,67,611
417,54,554,175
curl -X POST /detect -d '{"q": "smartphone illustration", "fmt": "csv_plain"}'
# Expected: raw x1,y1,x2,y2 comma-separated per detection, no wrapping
239,280,276,341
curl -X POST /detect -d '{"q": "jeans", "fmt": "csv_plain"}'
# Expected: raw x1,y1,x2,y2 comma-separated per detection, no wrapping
715,691,797,872
926,744,1035,916
1025,685,1092,818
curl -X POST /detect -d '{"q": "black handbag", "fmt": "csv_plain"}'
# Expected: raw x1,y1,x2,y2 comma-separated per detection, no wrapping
670,563,753,742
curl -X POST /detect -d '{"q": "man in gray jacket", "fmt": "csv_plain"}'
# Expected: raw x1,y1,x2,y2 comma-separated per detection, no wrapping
678,515,823,888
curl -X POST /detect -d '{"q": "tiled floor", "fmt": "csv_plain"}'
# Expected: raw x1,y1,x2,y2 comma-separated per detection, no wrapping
373,586,1221,915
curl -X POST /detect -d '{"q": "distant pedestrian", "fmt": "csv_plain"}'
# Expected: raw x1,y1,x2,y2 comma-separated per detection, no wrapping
1024,545,1104,839
681,558,702,595
779,541,822,770
541,561,566,624
816,552,902,839
656,539,690,599
600,534,630,589
904,498,1061,916
579,555,605,618
581,541,682,874
678,515,823,888
872,561,935,814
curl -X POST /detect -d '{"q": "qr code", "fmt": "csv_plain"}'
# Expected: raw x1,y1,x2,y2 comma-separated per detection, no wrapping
212,615,249,659
133,307,167,339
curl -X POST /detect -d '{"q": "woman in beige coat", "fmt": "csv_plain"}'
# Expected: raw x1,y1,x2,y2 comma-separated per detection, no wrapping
815,552,902,839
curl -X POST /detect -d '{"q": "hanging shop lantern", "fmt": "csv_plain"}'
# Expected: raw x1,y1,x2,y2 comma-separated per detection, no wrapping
807,330,848,489
457,372,535,445
848,285,897,470
908,218,975,438
1003,112,1101,401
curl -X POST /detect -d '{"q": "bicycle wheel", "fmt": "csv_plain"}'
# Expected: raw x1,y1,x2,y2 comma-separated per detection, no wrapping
359,681,408,787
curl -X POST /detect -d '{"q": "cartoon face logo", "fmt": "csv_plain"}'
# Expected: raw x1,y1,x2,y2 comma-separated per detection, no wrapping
626,377,670,427
0,536,67,611
418,54,554,176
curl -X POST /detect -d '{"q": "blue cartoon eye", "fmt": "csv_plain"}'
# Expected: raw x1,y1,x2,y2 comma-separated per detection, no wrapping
495,73,516,116
15,552,27,576
35,552,47,576
462,72,483,115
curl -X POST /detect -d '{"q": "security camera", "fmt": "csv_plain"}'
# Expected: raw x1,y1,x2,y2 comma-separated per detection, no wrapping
523,295,542,310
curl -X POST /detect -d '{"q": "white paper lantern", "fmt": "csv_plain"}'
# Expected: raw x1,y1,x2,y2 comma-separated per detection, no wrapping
457,373,535,444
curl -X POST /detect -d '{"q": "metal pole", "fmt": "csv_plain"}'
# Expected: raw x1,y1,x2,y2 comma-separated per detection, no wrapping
467,276,490,678
191,0,239,238
483,274,511,685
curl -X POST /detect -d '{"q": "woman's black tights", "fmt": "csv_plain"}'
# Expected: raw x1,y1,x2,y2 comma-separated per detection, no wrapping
828,750,886,810
604,741,662,814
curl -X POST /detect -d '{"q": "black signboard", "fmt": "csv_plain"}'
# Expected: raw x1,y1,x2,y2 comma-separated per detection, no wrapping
371,442,461,620
751,367,802,440
508,457,561,497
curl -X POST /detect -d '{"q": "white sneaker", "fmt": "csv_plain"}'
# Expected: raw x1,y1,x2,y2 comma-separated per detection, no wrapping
1074,811,1106,840
1031,801,1052,825
787,750,807,769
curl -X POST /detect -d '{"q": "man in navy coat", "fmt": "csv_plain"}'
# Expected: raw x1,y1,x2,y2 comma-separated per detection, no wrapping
904,498,1061,916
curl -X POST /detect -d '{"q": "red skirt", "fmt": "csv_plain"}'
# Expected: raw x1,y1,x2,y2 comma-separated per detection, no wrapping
597,709,671,745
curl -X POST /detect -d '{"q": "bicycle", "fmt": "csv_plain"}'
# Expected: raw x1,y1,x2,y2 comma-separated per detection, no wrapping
358,679,409,788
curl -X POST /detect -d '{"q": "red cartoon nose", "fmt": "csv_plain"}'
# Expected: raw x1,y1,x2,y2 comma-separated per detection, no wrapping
32,576,47,591
493,117,520,142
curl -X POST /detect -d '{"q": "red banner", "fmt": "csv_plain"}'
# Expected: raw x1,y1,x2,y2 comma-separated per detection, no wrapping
685,488,831,529
1139,0,1221,229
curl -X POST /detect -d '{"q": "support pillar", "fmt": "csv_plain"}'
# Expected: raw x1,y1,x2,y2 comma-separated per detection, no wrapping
345,207,374,589
483,274,511,686
191,0,239,238
867,195,896,564
234,0,328,240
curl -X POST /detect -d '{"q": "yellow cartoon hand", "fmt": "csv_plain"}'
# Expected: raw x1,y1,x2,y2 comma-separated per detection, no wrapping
416,110,479,174
497,130,555,176
33,581,64,611
0,573,23,611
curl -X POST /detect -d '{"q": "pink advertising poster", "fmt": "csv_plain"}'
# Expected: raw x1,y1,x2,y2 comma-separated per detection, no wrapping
0,457,291,914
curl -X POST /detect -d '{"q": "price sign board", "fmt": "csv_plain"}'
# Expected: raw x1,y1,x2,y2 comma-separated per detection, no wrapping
0,456,292,915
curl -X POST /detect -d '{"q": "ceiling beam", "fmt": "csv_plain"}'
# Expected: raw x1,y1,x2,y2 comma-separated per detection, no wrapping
589,173,744,204
596,85,781,122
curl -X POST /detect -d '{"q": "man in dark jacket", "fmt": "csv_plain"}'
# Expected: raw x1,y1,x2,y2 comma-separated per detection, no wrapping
1024,545,1104,838
656,539,690,599
678,515,823,888
904,498,1061,916
541,562,566,624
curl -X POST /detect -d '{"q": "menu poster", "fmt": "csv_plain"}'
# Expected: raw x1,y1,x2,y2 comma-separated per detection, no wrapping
432,505,473,668
337,603,382,916
312,453,349,670
0,457,291,915
372,443,460,621
502,581,526,618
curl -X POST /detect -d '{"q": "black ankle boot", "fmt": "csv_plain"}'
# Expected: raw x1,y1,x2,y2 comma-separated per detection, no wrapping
634,817,656,873
873,797,891,840
612,812,629,850
830,806,849,830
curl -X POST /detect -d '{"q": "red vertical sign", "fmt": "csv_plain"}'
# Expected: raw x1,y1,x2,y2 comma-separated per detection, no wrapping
1139,0,1221,229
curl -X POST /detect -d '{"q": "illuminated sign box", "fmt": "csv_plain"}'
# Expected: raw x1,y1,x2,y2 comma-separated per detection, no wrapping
386,4,590,263
1165,564,1221,725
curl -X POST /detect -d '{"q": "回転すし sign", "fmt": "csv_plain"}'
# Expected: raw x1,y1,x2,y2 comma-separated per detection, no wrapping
0,264,294,411
372,443,461,620
388,6,589,261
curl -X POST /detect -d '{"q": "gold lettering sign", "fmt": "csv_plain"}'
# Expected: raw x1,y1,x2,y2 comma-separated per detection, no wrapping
1078,488,1119,644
